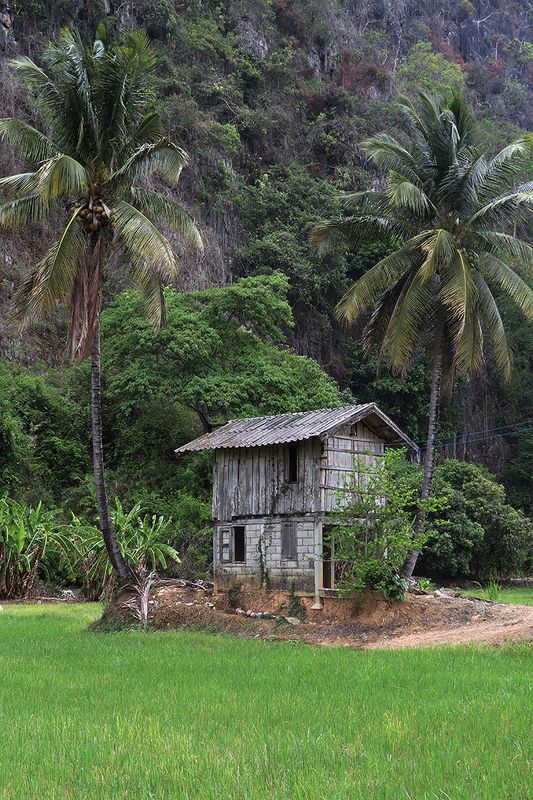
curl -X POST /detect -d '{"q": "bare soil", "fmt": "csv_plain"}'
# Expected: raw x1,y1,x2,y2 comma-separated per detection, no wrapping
146,584,533,649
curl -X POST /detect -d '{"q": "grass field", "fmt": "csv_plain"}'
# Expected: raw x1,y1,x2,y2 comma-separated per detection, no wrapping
461,586,533,606
0,604,531,799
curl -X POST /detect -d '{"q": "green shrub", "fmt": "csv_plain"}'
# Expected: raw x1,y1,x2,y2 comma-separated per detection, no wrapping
332,449,446,600
421,461,533,580
414,576,436,592
0,496,74,599
486,579,503,602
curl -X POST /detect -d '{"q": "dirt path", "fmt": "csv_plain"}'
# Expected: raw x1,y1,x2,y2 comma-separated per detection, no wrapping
362,603,533,649
145,584,533,650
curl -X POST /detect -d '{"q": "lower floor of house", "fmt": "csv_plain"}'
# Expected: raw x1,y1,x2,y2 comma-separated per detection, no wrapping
214,515,342,597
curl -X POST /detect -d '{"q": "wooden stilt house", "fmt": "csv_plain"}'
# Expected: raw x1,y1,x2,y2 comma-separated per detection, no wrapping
176,404,419,600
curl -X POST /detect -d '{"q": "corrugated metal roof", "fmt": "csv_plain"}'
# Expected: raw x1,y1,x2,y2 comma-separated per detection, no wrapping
175,403,418,454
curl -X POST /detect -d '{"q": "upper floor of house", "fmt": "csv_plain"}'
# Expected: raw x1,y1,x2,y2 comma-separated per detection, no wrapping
176,404,419,521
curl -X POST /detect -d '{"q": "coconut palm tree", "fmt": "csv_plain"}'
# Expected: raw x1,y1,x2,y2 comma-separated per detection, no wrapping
0,28,203,582
311,92,533,578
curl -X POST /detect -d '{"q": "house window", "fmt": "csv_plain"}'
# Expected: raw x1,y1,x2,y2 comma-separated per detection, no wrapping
281,521,297,561
286,444,299,483
233,526,246,562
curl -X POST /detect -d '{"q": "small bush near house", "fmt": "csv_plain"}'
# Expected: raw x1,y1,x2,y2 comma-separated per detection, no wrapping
332,449,446,599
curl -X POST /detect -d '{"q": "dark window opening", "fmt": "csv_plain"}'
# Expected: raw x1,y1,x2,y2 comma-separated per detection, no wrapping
286,444,299,483
233,526,246,562
322,541,333,589
322,530,334,589
281,521,297,561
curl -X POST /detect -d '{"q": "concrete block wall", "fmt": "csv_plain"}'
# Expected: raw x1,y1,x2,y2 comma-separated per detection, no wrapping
215,517,316,592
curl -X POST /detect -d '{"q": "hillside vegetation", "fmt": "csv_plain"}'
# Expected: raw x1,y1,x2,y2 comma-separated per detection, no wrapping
0,1,531,573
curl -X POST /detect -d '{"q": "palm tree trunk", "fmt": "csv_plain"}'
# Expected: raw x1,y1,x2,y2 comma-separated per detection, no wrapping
401,311,445,579
91,323,134,583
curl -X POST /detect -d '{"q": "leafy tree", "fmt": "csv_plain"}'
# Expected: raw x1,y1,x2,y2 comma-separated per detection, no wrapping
233,164,350,359
100,273,341,450
0,29,202,581
0,360,87,505
312,92,533,577
419,460,533,579
397,43,466,99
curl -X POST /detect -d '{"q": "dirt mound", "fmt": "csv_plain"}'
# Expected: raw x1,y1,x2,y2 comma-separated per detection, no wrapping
145,585,533,649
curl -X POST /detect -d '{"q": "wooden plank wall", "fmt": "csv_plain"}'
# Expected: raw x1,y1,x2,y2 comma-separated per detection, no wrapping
320,422,384,512
213,439,321,520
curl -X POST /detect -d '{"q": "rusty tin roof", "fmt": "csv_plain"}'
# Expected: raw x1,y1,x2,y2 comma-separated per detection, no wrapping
175,403,418,454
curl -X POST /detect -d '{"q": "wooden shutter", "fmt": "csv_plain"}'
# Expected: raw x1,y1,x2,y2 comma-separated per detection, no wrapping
219,527,231,562
281,521,297,560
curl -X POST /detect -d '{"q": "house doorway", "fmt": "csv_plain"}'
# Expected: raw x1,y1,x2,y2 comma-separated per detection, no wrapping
322,526,335,590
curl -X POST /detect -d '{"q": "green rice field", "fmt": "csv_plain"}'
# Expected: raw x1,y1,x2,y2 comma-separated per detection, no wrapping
0,603,531,799
461,586,533,606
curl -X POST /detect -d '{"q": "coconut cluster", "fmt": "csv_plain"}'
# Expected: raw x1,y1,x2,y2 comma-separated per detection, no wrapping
74,199,111,233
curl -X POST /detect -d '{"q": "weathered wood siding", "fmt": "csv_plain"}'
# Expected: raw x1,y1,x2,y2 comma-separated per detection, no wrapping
320,421,384,513
213,439,321,520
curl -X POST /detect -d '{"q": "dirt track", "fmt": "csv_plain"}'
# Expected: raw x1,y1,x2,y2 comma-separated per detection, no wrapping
322,600,533,649
146,585,533,650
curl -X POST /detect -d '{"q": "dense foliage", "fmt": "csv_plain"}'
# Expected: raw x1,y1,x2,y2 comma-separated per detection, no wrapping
0,495,72,598
331,450,533,585
0,494,182,600
420,461,533,579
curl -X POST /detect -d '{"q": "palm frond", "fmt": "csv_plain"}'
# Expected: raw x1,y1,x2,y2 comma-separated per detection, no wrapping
478,252,533,319
112,200,178,283
0,118,59,165
363,276,410,355
363,133,428,186
131,113,164,148
0,171,39,195
311,214,407,256
11,209,85,325
337,189,376,210
437,148,484,213
476,274,512,380
34,154,90,201
476,138,531,200
10,56,60,103
387,172,435,216
0,194,51,229
417,229,457,282
452,307,484,376
439,249,478,351
109,140,189,188
129,188,203,251
130,261,167,330
380,273,433,372
60,29,100,148
468,182,533,225
476,231,533,265
336,246,417,322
